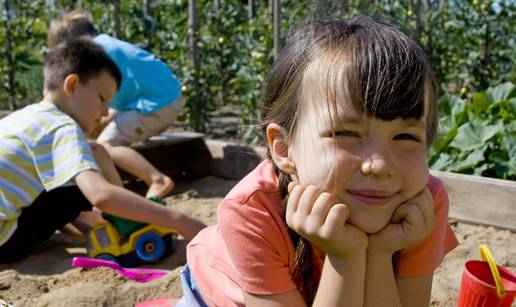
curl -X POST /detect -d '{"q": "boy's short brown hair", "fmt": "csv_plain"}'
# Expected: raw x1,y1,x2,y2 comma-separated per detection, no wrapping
44,37,121,91
48,9,98,48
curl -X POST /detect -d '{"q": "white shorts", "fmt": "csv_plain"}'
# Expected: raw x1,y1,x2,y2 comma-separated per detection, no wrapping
98,95,184,146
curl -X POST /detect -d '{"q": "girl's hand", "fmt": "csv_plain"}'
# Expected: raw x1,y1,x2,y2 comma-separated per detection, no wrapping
286,182,368,258
368,187,435,255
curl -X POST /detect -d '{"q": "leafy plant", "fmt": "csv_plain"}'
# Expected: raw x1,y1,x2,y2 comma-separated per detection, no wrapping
430,82,516,180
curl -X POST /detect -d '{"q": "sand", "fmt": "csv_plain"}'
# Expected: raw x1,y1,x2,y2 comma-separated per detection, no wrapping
0,176,515,307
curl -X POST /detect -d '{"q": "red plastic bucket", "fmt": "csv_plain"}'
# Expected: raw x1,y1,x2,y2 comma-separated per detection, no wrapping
457,245,516,307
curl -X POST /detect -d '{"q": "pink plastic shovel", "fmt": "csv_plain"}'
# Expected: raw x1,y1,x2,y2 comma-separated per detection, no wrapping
72,257,170,282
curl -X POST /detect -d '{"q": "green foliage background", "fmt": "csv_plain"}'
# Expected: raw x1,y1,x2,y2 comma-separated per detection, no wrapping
0,0,515,179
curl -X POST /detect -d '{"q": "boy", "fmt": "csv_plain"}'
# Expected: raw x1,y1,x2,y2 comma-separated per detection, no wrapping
48,9,183,199
0,38,205,263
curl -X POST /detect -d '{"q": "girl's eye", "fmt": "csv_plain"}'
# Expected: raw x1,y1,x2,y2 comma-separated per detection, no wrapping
394,133,420,142
99,95,105,103
334,130,360,138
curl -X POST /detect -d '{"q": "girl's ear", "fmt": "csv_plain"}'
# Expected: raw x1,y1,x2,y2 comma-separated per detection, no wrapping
266,123,297,175
63,74,79,97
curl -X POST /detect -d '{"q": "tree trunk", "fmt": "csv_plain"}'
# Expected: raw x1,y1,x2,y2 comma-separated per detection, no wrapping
273,0,281,56
143,0,152,49
269,0,273,25
112,0,121,38
189,0,202,131
480,21,489,90
45,0,56,10
248,0,256,19
4,0,16,111
425,0,432,52
412,0,421,41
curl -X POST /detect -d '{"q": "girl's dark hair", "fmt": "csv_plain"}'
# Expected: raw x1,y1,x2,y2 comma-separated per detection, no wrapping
260,16,437,304
44,37,121,91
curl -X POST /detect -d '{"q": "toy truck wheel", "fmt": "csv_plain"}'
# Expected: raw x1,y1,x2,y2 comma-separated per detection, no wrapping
97,253,118,263
135,232,165,262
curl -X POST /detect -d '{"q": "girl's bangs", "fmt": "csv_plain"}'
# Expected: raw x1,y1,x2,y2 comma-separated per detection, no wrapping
301,24,431,125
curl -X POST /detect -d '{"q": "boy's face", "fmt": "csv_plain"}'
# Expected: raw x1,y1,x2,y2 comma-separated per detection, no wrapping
67,70,117,135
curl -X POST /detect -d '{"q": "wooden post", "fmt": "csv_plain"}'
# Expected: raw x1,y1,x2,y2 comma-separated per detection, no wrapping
269,0,273,24
480,20,489,90
189,0,201,130
112,0,121,38
143,0,152,48
273,0,281,56
45,0,56,10
3,0,16,111
412,0,421,41
248,0,256,19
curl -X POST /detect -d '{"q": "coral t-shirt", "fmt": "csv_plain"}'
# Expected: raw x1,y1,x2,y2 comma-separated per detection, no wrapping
187,160,458,306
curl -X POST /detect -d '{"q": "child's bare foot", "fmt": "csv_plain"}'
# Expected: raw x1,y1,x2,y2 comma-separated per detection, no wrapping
77,208,107,229
60,223,87,243
146,175,174,199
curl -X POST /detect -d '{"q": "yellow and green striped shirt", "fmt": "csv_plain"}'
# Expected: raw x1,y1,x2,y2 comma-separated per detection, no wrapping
0,101,99,245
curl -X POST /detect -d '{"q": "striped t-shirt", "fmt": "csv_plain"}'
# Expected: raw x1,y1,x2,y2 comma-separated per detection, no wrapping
0,101,99,246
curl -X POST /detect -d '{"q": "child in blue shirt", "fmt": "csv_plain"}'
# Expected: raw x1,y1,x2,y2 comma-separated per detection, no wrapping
48,10,183,199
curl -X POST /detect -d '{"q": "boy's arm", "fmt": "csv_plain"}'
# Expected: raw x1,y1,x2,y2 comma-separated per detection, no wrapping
74,169,205,241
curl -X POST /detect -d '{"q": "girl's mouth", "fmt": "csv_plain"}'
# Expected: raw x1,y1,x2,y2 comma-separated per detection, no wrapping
347,189,397,206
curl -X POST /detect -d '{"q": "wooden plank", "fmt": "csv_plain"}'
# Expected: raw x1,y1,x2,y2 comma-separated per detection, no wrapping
120,132,210,183
431,170,516,231
131,132,205,150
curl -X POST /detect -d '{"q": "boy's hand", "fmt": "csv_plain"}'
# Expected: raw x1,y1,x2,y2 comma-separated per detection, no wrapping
368,187,435,255
89,108,117,139
89,116,111,139
286,182,368,258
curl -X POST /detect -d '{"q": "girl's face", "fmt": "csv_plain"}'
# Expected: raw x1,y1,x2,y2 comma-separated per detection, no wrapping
289,92,430,234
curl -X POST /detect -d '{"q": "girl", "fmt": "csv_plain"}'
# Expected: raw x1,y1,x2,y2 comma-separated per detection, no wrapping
181,16,458,307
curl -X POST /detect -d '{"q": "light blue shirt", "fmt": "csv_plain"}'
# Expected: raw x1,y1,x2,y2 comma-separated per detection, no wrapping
94,34,181,115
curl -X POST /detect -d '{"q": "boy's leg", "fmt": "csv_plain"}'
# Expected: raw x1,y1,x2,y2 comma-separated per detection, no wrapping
100,143,174,199
0,186,91,263
97,96,184,146
95,98,183,199
89,142,124,187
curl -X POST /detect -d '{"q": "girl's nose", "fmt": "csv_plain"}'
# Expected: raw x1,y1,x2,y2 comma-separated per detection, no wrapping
361,154,394,178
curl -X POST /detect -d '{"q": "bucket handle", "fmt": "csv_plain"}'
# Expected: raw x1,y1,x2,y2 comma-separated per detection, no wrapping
479,244,505,297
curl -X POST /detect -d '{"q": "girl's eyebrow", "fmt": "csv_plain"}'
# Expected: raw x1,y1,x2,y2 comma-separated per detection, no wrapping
403,119,426,129
336,114,364,124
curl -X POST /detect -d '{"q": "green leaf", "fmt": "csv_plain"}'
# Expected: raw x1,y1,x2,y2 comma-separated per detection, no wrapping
486,82,515,103
430,153,456,171
450,122,503,151
507,98,516,116
447,148,486,172
437,115,455,137
438,93,465,117
469,92,489,115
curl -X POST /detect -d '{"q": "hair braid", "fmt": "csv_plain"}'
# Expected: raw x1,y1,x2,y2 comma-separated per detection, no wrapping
274,163,318,304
